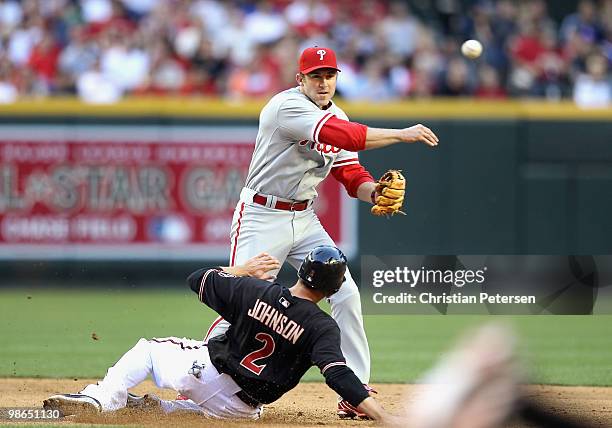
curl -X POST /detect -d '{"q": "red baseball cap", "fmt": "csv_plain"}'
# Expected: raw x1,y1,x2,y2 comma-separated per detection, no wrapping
299,47,341,74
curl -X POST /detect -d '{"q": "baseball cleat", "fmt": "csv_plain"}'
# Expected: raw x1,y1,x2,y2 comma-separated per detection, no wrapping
43,393,102,416
337,399,370,419
126,392,162,409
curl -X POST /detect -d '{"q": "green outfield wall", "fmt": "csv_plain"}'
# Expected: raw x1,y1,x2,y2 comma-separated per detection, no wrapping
358,118,612,255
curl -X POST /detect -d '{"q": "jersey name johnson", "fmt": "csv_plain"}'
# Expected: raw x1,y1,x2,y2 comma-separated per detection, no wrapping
247,298,305,344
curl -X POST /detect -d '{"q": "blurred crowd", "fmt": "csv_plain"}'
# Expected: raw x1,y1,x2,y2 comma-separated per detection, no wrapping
0,0,611,106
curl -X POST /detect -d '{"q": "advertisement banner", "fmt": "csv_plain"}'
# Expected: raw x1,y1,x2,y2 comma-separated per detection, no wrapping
0,126,356,260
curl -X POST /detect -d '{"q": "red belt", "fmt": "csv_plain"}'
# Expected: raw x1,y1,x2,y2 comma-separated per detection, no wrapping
252,193,309,211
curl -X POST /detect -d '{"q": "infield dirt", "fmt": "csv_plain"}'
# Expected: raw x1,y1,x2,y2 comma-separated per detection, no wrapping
1,379,611,427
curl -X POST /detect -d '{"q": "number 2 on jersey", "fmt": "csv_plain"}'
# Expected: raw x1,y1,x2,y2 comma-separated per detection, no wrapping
239,333,275,375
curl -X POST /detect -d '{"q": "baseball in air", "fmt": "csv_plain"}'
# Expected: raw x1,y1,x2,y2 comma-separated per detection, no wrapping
461,40,483,59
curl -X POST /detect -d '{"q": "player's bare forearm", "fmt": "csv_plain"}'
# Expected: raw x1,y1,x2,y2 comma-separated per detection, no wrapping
221,253,280,280
357,397,404,426
365,124,439,150
356,181,378,204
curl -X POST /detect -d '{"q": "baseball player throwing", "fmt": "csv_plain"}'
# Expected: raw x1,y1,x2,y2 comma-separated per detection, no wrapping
203,45,439,418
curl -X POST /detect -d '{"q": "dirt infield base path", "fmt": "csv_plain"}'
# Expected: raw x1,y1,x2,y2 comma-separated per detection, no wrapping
1,379,611,427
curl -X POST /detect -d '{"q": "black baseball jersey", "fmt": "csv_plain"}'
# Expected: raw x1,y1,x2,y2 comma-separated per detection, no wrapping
188,268,369,406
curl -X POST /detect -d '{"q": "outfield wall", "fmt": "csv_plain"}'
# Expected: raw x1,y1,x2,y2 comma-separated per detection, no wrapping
0,99,610,283
359,118,612,255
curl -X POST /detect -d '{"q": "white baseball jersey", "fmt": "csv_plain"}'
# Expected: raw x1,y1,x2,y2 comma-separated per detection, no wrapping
245,87,360,201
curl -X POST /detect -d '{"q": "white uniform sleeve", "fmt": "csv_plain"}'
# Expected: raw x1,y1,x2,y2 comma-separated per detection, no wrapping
277,98,335,143
332,149,360,168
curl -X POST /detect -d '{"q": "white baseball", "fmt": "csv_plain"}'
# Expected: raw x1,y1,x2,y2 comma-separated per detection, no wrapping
461,40,483,59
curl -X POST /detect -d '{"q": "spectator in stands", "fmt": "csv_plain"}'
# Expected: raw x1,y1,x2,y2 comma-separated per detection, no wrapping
121,0,157,21
560,0,603,44
375,1,420,59
573,52,611,108
244,0,287,45
143,38,184,95
533,29,567,100
80,0,113,25
475,64,507,99
58,25,100,91
0,0,23,33
226,44,281,99
411,27,444,96
344,59,395,102
7,14,43,67
0,57,18,103
99,28,149,92
437,57,473,96
386,53,411,98
77,58,122,103
285,0,333,37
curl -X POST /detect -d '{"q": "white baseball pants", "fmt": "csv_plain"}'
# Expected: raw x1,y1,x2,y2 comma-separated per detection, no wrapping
205,187,370,383
79,337,261,419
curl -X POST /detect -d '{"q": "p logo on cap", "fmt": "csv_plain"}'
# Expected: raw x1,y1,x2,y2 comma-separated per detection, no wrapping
299,47,341,74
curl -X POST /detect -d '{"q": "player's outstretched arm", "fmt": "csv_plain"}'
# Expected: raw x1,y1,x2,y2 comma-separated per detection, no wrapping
365,124,439,150
316,117,437,152
221,253,280,280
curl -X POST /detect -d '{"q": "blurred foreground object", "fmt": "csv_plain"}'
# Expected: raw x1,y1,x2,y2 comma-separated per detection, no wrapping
405,323,519,428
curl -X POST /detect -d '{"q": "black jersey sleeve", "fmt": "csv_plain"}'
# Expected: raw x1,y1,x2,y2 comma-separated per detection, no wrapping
310,322,369,408
187,267,210,294
186,267,244,322
310,322,346,372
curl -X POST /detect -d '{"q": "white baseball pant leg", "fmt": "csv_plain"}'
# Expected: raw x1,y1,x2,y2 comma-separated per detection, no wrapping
205,194,294,341
79,337,261,419
286,208,371,384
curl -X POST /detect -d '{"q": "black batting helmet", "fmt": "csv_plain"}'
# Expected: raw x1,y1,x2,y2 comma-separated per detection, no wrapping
298,246,347,296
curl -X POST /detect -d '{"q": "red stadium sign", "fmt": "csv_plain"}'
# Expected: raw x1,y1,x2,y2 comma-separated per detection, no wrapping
0,126,356,260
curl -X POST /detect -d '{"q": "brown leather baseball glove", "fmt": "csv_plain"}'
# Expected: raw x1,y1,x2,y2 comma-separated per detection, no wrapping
371,170,406,216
